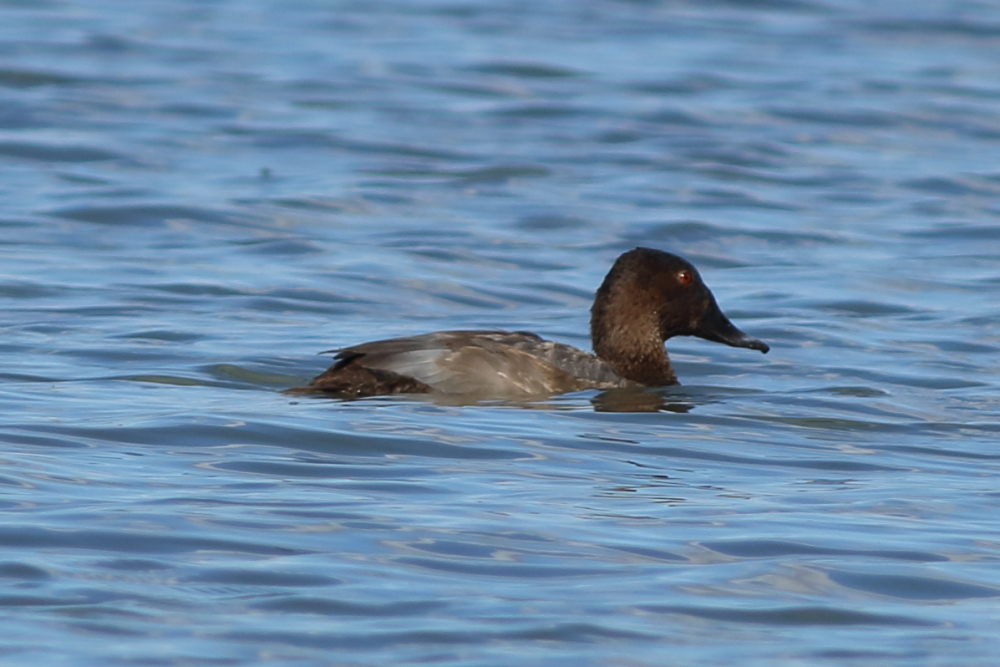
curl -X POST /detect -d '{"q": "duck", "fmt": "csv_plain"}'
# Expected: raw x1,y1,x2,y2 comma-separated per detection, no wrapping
290,247,768,399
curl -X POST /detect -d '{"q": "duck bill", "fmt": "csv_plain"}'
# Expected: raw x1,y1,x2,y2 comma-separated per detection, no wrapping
694,298,769,353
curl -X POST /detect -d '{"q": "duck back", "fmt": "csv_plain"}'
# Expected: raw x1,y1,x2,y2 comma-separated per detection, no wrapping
298,330,627,398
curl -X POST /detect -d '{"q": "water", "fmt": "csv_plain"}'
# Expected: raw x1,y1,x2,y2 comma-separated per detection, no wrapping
2,0,1000,665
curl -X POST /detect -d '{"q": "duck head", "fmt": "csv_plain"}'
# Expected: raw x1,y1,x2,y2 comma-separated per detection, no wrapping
590,247,768,385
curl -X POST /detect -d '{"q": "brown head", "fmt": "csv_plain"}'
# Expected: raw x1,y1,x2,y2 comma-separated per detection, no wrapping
590,247,769,386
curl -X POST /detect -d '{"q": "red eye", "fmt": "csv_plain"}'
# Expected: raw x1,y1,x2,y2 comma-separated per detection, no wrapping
677,270,692,285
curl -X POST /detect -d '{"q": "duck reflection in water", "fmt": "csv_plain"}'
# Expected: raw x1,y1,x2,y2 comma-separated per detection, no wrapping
289,247,768,407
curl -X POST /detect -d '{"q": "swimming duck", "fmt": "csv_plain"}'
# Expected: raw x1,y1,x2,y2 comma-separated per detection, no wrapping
292,247,768,398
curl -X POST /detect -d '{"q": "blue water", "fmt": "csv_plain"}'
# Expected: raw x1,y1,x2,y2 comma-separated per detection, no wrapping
2,0,1000,665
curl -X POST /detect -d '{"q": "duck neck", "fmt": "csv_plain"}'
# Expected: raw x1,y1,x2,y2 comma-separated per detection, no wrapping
591,319,678,387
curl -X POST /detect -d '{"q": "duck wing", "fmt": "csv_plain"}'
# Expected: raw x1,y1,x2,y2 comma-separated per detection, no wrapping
302,330,626,398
